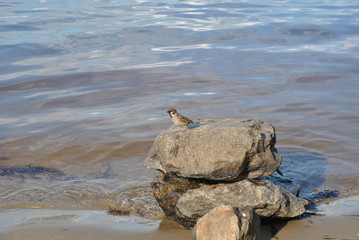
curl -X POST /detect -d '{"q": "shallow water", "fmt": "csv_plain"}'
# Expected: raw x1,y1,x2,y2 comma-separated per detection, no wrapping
0,195,358,239
0,0,358,211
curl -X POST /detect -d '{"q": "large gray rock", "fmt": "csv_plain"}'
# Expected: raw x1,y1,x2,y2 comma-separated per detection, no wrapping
145,119,283,181
193,206,260,240
151,173,308,228
177,179,308,220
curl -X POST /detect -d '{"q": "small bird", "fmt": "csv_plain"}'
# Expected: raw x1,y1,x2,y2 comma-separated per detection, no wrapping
167,108,194,127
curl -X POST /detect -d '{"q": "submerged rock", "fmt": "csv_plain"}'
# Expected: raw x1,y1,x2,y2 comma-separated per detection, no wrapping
0,165,64,180
307,189,340,203
259,174,301,196
193,206,260,240
145,119,282,181
108,186,164,220
151,173,308,228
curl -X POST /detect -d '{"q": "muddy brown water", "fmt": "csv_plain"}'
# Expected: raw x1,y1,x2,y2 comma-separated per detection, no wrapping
0,0,358,225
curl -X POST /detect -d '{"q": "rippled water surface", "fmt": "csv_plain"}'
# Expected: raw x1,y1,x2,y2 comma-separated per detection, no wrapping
0,0,358,210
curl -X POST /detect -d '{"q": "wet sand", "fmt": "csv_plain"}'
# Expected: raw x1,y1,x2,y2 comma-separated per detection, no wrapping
262,195,359,240
0,210,193,240
0,211,357,240
1,195,358,240
0,222,193,240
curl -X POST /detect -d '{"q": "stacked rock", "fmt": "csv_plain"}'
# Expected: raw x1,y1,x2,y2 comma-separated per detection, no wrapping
193,206,261,240
145,119,308,229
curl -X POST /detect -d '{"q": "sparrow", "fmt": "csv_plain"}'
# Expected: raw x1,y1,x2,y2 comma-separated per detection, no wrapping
166,108,194,127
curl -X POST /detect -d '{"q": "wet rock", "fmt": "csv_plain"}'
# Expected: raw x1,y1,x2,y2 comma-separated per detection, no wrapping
307,189,340,203
151,173,308,228
151,172,200,228
0,165,64,180
109,186,164,220
259,174,301,196
145,119,282,181
193,206,260,240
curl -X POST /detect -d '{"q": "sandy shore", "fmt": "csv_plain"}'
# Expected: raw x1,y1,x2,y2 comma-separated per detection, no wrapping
1,195,358,240
0,222,192,240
